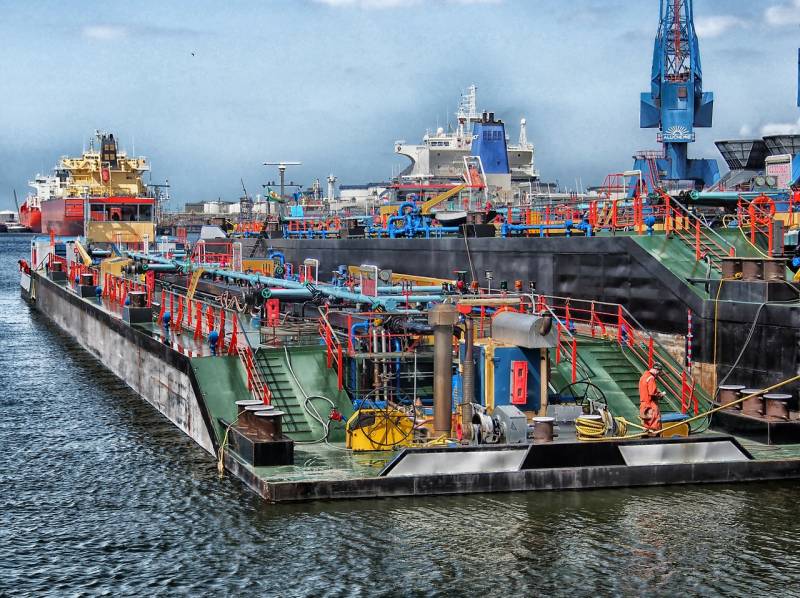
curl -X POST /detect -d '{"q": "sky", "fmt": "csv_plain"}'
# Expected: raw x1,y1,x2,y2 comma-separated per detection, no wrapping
1,0,800,210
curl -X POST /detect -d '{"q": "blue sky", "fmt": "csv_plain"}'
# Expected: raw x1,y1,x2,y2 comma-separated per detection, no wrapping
1,0,800,210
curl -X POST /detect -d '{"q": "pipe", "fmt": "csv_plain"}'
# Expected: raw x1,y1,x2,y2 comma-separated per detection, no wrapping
268,250,286,266
203,266,443,308
127,251,177,265
372,326,381,399
141,263,180,273
391,337,402,397
688,190,790,203
429,303,458,436
381,329,388,403
349,321,370,352
354,285,443,294
462,316,475,441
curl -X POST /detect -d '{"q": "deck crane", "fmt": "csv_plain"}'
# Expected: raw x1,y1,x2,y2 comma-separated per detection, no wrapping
635,0,719,192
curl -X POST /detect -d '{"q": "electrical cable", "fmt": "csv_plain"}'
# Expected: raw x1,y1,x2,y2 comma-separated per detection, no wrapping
463,232,476,283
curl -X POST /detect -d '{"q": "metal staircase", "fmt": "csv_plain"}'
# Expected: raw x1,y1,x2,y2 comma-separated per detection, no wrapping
253,349,313,438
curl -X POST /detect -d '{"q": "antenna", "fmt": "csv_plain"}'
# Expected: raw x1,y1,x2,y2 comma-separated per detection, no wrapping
263,161,302,201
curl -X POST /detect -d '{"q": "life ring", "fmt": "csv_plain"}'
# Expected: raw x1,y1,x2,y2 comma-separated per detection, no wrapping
326,217,342,231
749,195,775,225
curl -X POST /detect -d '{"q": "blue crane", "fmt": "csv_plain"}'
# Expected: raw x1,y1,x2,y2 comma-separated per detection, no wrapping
635,0,719,191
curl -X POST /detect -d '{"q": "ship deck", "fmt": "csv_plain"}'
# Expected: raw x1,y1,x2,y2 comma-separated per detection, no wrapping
223,430,800,503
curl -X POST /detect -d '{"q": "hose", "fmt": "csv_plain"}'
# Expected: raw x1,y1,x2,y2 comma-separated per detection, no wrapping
283,346,343,447
575,410,635,440
578,374,800,442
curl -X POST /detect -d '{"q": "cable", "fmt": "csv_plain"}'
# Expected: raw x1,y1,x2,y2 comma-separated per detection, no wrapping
463,232,476,283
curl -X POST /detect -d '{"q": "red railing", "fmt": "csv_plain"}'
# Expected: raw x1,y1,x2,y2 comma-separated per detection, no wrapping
318,310,345,391
238,345,271,404
190,240,235,267
657,190,735,271
738,195,776,256
534,294,708,415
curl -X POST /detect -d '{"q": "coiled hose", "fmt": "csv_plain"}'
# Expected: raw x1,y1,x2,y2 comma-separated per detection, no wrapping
575,410,635,440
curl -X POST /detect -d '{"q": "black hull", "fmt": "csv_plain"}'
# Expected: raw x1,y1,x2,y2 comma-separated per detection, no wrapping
243,235,800,395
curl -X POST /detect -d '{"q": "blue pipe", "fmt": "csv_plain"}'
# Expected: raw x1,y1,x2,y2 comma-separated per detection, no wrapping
127,251,177,265
399,201,416,214
354,285,443,294
202,266,442,308
350,321,370,350
267,250,285,266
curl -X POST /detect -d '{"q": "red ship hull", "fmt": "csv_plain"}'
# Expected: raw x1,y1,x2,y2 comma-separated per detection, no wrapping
40,198,85,237
18,202,42,233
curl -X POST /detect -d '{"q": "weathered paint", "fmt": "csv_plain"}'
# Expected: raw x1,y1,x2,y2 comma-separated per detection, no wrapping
31,272,217,455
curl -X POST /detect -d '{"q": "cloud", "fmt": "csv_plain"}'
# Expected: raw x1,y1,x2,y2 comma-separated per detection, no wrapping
82,25,127,41
313,0,500,8
765,0,800,26
762,118,800,136
81,23,200,41
694,15,746,39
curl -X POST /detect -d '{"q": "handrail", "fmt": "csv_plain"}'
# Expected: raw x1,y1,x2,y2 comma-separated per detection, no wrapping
237,345,271,404
664,193,735,257
317,307,346,391
537,303,596,386
535,294,711,416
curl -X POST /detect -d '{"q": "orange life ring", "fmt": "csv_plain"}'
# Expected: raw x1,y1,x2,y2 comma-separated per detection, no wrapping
749,195,775,225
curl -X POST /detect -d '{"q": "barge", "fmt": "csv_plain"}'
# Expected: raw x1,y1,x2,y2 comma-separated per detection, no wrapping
19,229,800,502
17,1,800,501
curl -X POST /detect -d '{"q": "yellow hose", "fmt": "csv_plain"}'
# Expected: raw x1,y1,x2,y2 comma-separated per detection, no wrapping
577,375,800,442
575,411,635,440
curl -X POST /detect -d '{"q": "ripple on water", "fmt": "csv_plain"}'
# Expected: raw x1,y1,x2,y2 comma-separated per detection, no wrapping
1,235,800,596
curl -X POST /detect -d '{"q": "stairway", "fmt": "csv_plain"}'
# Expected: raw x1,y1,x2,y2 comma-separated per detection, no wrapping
553,339,694,426
253,349,314,439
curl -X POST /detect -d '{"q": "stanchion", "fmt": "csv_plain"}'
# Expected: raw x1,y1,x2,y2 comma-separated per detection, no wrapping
218,309,226,352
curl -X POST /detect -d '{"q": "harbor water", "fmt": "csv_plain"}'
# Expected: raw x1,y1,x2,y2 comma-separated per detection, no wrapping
1,235,799,596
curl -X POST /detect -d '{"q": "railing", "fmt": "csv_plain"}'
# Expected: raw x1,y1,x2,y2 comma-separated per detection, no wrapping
737,195,777,256
534,294,710,416
283,217,343,239
540,304,596,388
237,344,271,404
660,191,735,271
318,308,345,391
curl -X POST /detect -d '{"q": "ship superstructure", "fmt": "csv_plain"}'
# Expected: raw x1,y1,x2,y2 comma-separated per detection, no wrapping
394,85,538,183
18,173,68,232
38,131,155,240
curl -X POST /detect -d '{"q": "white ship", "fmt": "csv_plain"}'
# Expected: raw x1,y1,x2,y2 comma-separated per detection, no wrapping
394,85,538,183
